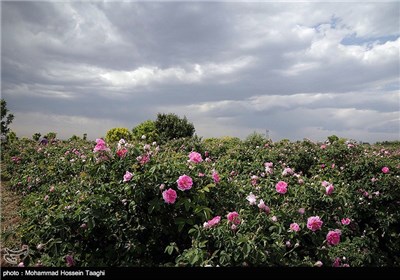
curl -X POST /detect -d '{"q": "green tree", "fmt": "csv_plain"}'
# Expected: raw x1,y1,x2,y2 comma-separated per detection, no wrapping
1,99,14,136
32,133,41,141
155,113,195,142
105,127,132,143
132,120,158,142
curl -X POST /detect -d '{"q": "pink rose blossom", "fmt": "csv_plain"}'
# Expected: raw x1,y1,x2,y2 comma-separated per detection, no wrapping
321,181,330,187
177,174,193,191
282,167,294,176
298,208,305,215
49,186,55,192
212,171,220,184
162,188,177,204
325,184,334,195
382,166,389,174
258,199,270,214
290,223,300,232
246,192,257,205
203,216,221,229
123,171,133,182
251,175,259,186
188,151,203,163
198,172,205,177
18,262,24,267
271,216,278,222
116,148,128,158
332,258,341,267
227,211,240,225
159,184,165,191
276,181,288,194
65,255,75,267
314,261,323,267
320,144,326,149
93,138,110,152
326,230,341,246
307,216,323,231
341,218,351,225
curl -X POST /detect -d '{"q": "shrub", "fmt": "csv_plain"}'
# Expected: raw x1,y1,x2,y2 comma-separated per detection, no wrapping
105,127,132,143
132,120,158,142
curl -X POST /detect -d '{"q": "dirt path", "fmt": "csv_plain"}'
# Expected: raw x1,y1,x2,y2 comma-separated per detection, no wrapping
1,180,22,266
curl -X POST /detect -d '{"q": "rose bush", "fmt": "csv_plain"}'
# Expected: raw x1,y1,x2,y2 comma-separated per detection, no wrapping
1,135,399,267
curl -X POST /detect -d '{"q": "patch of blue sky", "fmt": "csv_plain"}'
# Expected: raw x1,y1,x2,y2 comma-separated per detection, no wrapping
341,34,399,46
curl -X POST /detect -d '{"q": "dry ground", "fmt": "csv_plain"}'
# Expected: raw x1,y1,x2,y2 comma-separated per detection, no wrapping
1,179,22,267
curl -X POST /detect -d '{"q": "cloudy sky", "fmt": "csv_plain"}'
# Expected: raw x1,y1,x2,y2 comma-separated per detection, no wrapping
1,0,399,143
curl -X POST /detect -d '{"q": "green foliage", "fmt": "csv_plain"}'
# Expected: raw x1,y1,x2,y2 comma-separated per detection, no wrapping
1,98,14,136
105,127,132,143
244,131,268,147
155,113,195,142
32,133,41,141
1,135,399,267
132,120,158,142
45,132,57,140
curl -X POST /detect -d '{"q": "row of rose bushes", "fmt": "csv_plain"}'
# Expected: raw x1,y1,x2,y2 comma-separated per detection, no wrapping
1,135,399,267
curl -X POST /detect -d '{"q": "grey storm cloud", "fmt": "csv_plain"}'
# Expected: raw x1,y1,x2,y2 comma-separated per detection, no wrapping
1,1,399,143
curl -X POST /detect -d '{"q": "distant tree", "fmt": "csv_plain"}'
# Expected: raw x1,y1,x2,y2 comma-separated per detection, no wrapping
45,132,57,140
83,133,87,141
155,113,195,142
132,120,158,142
33,133,41,141
1,99,14,136
105,127,132,143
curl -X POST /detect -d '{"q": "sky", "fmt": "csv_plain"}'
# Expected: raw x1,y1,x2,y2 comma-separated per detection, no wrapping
1,0,399,143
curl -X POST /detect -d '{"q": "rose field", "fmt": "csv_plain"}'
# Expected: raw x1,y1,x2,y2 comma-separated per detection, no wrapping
1,134,399,267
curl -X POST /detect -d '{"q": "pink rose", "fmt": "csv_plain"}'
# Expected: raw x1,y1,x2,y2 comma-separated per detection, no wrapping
298,208,305,215
258,199,270,214
203,216,221,229
325,184,334,195
162,188,177,204
177,174,193,191
212,171,220,184
332,258,341,267
227,211,240,225
123,171,133,182
382,166,389,174
326,230,341,246
321,181,330,187
246,193,257,205
188,151,203,163
290,223,300,232
116,148,128,158
93,138,110,152
341,218,351,225
307,216,323,231
276,181,288,194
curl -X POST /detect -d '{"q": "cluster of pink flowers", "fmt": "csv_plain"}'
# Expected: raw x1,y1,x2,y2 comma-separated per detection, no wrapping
93,138,110,153
282,167,294,176
177,174,193,191
251,175,259,186
11,156,21,163
227,211,241,225
162,188,177,204
276,181,288,194
264,162,273,174
307,216,323,231
116,148,128,158
203,216,221,229
257,199,270,214
326,229,341,246
188,151,203,163
137,154,150,165
341,218,351,225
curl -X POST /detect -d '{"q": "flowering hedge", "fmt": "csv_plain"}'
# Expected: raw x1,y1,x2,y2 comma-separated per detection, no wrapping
1,136,399,267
